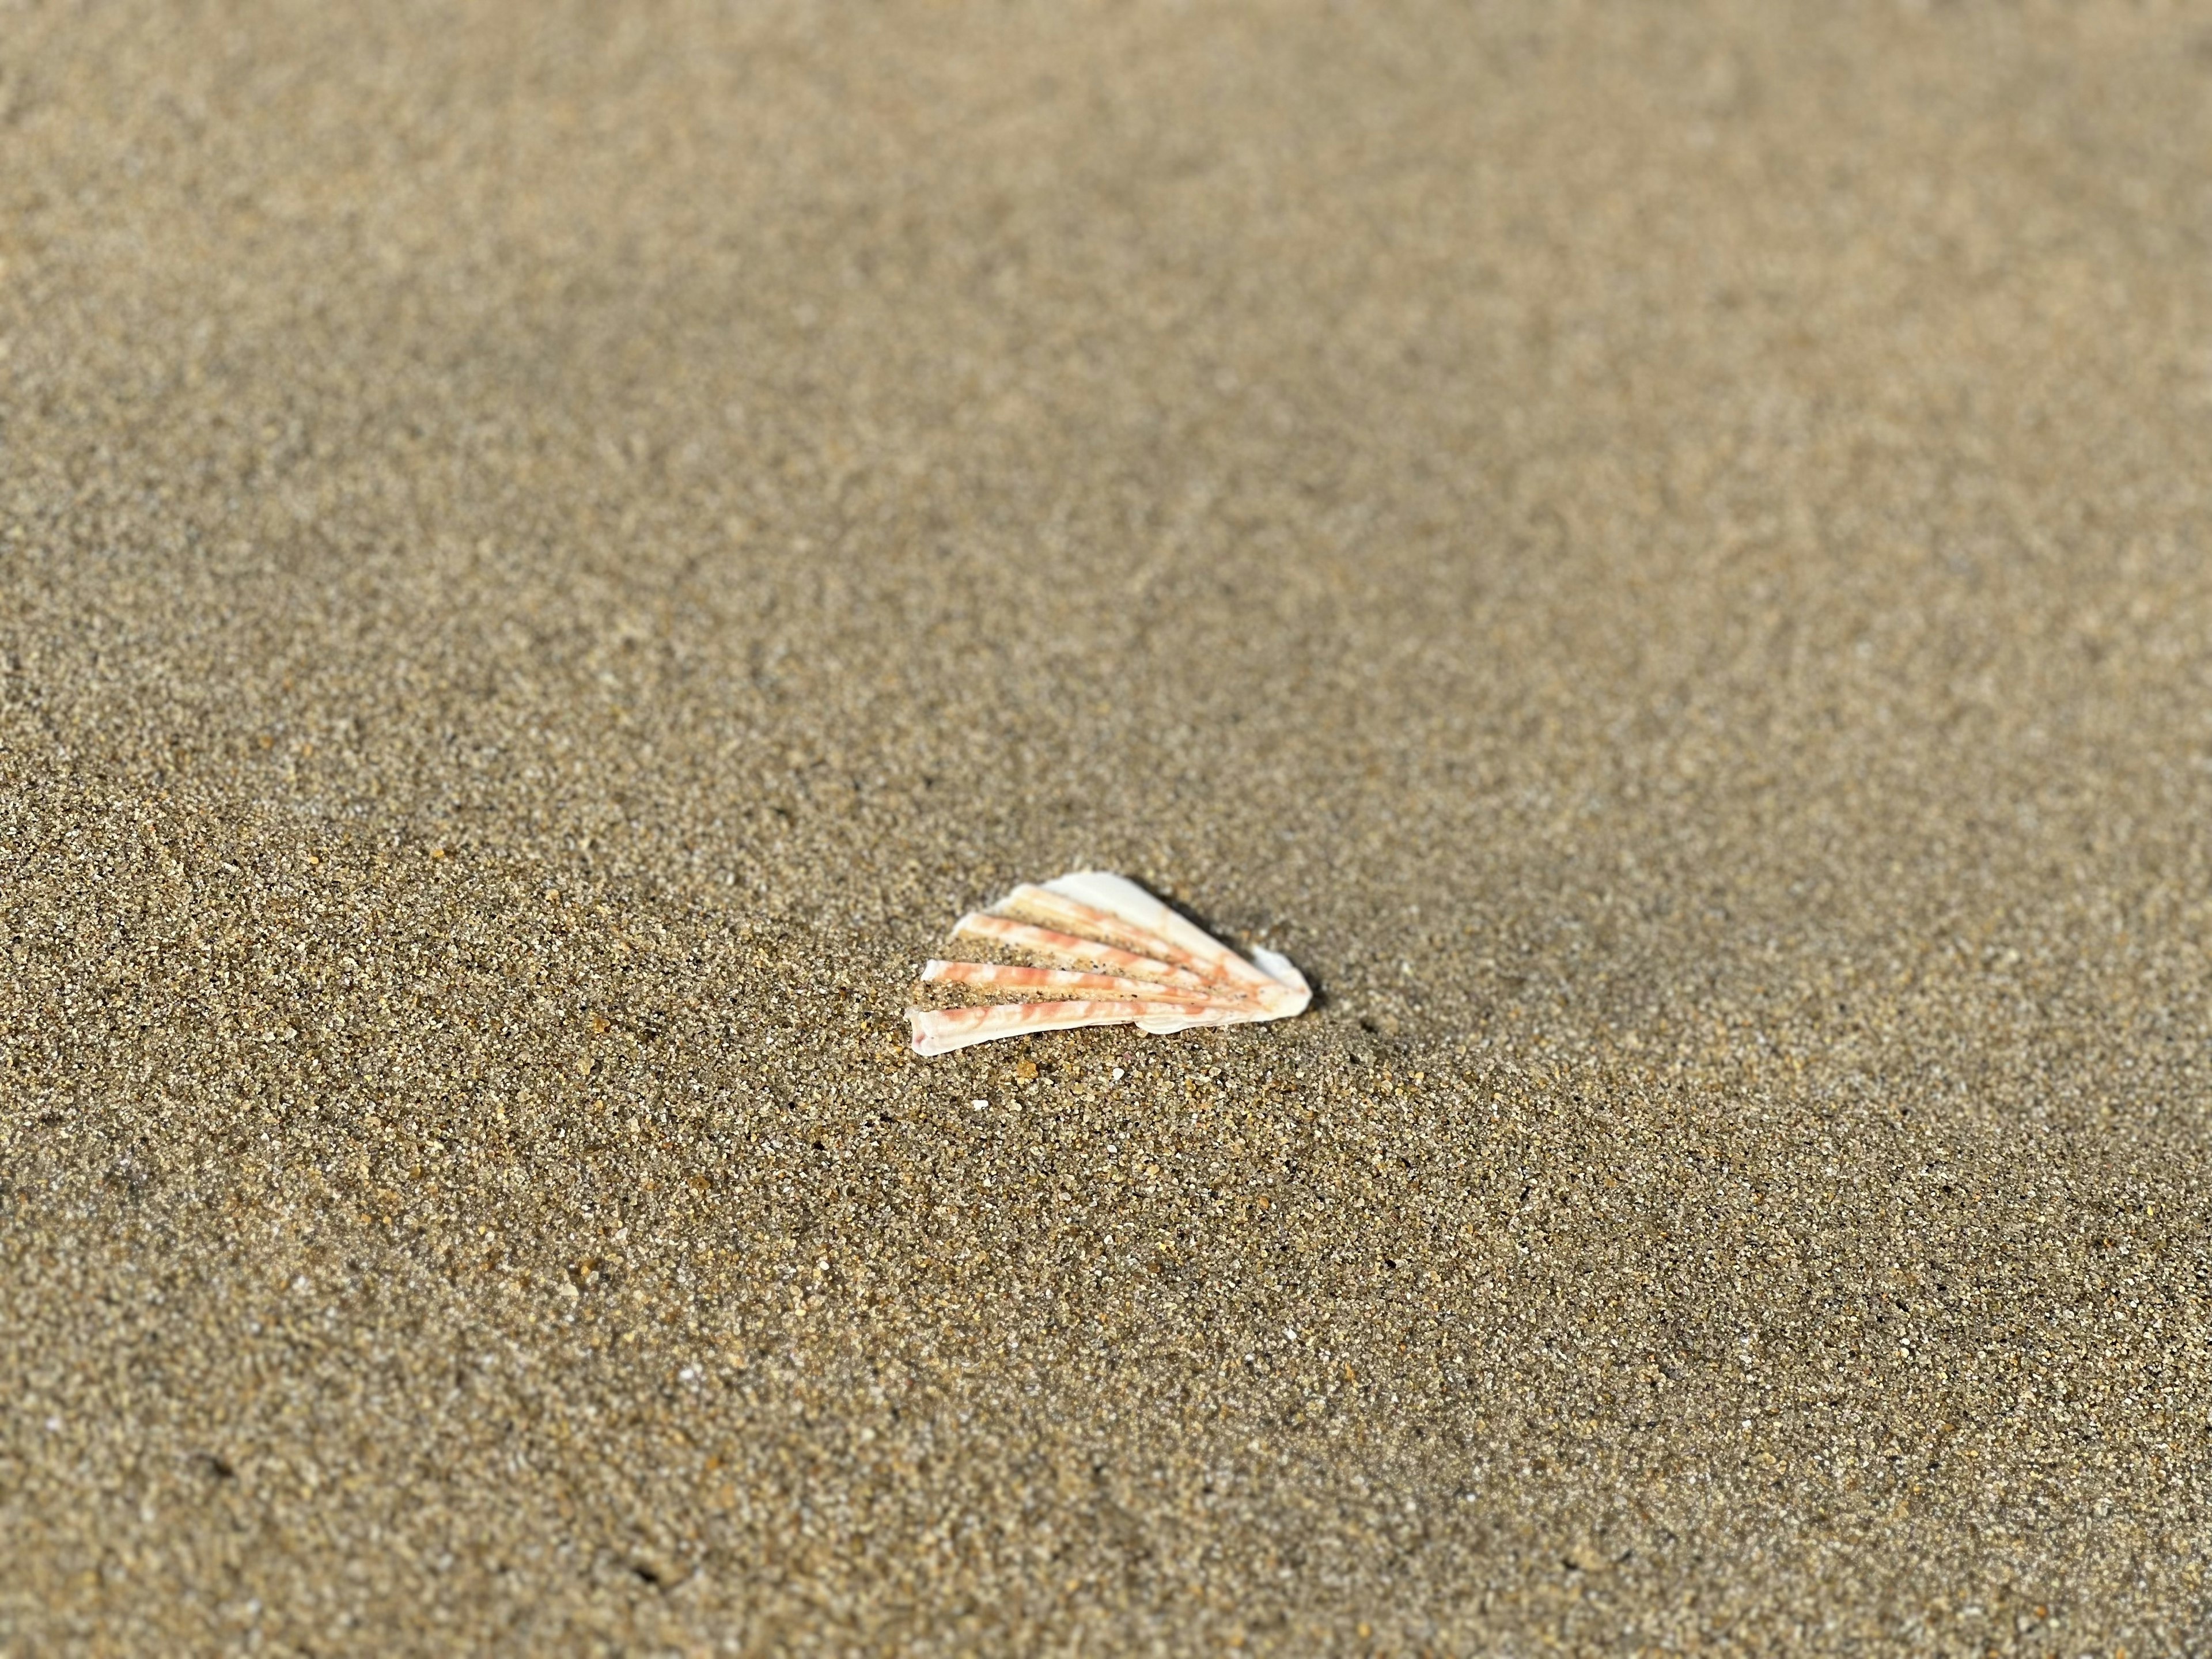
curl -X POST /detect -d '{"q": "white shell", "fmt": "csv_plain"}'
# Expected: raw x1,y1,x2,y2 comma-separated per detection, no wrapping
907,872,1310,1056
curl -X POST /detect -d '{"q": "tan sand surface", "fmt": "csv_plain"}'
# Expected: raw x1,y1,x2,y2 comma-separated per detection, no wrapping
5,2,2210,1651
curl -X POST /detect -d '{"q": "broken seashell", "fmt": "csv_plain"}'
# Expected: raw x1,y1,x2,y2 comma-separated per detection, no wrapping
907,872,1310,1056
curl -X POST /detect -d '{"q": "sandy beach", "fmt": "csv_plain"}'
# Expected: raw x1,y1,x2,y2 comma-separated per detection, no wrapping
5,2,2210,1650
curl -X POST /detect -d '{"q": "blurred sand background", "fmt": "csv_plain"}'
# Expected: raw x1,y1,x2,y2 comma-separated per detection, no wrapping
5,2,2211,1651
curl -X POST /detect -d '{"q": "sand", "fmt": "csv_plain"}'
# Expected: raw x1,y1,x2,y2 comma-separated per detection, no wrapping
4,2,2210,1651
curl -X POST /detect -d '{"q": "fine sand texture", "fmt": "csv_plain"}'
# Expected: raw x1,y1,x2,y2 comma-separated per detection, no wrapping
5,3,2211,1652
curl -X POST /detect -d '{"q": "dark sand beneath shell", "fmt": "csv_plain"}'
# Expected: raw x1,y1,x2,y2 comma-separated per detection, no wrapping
5,4,2210,1652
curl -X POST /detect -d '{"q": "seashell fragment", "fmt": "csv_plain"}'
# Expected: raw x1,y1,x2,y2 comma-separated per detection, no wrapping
907,872,1310,1056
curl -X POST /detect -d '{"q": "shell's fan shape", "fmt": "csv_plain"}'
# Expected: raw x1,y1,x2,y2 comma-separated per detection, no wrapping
906,873,1310,1056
